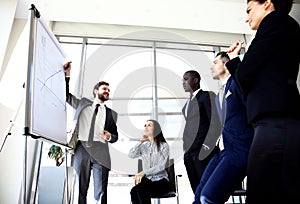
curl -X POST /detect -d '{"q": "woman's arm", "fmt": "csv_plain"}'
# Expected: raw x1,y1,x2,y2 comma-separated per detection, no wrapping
128,142,143,159
227,13,284,96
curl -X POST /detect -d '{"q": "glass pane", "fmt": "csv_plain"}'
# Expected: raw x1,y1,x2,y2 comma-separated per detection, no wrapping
84,45,153,99
60,43,83,94
156,49,217,94
57,38,218,200
155,49,217,162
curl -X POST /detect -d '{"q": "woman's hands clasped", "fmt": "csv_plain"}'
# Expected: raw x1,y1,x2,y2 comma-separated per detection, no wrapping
133,171,145,185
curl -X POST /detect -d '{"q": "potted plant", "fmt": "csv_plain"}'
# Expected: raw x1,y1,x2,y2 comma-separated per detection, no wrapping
48,145,65,166
39,145,70,203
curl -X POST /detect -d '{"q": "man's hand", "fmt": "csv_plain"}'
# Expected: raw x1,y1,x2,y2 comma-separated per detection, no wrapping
100,130,111,141
63,61,72,76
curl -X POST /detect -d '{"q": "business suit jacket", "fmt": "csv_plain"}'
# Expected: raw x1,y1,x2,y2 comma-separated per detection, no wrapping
66,77,118,169
222,77,253,161
194,78,254,204
226,10,300,123
215,87,226,127
182,89,220,157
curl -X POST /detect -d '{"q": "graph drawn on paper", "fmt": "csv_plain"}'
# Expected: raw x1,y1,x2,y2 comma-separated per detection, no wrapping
31,18,67,145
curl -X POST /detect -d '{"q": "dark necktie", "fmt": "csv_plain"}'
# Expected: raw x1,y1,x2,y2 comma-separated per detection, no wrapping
87,104,100,147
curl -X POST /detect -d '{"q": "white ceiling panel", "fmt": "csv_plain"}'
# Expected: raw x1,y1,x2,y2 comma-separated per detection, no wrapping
15,0,300,35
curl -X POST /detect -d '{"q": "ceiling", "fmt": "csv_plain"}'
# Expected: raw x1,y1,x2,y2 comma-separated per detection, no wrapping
15,0,300,35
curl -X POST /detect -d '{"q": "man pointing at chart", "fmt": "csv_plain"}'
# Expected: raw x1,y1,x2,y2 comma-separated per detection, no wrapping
64,61,119,204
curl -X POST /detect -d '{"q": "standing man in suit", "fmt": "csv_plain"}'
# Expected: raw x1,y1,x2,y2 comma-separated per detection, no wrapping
226,0,300,203
182,70,220,193
64,62,118,204
193,52,254,204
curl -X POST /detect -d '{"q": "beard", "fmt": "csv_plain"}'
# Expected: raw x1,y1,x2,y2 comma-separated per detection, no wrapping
98,93,109,101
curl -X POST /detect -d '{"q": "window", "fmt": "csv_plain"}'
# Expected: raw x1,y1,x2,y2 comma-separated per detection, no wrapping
58,36,218,203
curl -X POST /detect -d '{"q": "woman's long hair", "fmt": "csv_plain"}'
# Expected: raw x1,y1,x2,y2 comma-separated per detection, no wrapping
147,119,167,151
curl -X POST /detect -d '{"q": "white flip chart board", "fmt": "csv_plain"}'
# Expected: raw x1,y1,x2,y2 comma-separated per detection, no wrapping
26,18,67,145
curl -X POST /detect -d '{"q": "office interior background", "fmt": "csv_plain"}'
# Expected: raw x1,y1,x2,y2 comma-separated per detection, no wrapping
1,0,300,203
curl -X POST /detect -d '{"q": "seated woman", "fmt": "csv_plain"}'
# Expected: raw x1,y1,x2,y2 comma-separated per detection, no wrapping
128,119,170,204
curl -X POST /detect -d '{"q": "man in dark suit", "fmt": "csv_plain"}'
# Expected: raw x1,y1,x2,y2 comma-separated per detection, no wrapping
226,0,300,203
64,62,118,204
182,70,220,193
193,52,254,204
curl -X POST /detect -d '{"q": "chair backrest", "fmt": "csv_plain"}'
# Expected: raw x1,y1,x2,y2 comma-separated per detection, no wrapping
165,159,176,193
138,158,177,198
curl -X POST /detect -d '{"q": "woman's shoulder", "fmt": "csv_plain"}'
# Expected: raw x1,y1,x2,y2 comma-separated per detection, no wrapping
160,142,169,149
259,11,299,32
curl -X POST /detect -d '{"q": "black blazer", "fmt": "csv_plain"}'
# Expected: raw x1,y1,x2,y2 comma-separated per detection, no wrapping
226,11,300,123
182,90,220,158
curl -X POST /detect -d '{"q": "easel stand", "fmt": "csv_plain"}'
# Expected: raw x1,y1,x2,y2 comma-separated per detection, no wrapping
23,4,70,204
22,4,40,204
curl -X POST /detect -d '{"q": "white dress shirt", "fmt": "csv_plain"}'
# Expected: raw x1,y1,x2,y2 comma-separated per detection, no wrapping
78,101,106,142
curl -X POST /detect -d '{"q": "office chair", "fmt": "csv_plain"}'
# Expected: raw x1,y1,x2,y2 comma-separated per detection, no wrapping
230,177,247,204
138,158,182,204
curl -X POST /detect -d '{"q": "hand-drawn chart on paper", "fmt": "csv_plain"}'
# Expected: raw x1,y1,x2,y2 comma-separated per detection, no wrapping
31,18,67,144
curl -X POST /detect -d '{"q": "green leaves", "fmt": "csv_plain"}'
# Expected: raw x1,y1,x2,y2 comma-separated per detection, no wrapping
48,145,64,166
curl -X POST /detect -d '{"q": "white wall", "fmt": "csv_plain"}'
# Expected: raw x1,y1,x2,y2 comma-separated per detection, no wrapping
0,6,41,203
0,0,18,76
